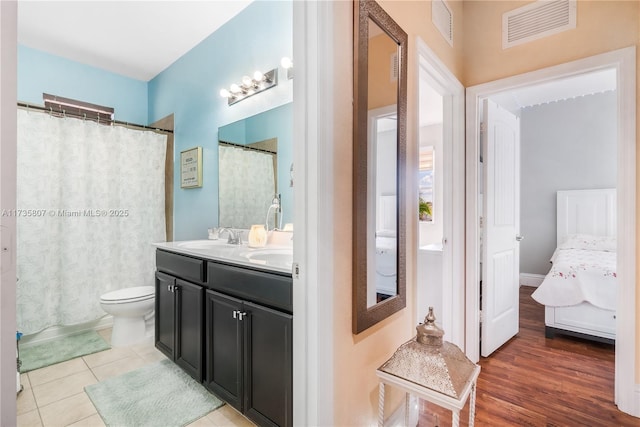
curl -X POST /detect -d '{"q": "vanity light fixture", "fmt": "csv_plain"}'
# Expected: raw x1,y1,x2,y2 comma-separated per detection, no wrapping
281,57,294,80
219,68,278,106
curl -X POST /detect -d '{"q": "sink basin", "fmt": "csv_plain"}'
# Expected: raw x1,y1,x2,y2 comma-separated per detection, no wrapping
241,248,293,268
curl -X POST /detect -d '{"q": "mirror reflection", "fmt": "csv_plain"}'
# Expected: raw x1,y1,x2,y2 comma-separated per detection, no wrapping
366,19,399,307
217,102,293,230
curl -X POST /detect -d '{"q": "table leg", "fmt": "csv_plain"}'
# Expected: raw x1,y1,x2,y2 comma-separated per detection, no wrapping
378,382,385,427
469,382,477,427
404,392,410,426
452,409,460,427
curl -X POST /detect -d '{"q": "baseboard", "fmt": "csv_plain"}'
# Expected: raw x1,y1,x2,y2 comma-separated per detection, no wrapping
633,384,640,417
520,273,545,288
19,316,114,347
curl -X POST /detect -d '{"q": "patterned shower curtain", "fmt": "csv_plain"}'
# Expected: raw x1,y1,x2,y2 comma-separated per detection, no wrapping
16,109,167,335
218,145,275,229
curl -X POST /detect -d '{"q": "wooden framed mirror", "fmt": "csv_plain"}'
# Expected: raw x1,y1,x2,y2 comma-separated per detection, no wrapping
353,0,407,334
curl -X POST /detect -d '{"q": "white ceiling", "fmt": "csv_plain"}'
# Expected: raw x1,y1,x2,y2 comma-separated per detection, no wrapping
419,67,616,130
19,1,617,113
17,0,253,81
489,68,617,113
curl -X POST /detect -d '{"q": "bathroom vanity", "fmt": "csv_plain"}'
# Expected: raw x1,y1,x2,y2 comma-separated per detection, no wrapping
154,240,293,427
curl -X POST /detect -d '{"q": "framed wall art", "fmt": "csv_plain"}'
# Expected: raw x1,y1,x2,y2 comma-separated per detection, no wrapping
180,146,203,188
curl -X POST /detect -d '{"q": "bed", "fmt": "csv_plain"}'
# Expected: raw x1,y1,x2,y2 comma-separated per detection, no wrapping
531,189,617,344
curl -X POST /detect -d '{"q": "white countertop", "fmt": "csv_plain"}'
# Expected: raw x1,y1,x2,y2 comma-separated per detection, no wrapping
153,239,293,275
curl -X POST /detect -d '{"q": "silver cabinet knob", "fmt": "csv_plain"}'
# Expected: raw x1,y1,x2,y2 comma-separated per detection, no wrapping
516,235,524,241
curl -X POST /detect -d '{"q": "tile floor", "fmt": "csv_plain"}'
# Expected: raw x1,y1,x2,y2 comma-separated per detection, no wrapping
17,328,255,427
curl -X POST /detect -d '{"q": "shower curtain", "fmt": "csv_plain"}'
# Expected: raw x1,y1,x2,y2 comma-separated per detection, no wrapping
16,109,167,335
218,145,275,229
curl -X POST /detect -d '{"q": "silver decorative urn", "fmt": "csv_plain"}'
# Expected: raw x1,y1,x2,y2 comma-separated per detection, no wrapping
378,307,477,399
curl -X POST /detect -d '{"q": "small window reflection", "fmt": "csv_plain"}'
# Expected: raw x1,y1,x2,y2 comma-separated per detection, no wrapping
419,146,434,222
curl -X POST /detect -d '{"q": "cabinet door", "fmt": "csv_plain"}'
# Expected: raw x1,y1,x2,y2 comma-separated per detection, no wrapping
175,279,204,382
205,290,243,411
244,302,293,427
155,272,175,359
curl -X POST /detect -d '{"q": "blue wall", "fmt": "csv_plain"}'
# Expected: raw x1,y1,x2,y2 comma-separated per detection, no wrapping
18,45,148,124
17,0,293,242
148,0,293,240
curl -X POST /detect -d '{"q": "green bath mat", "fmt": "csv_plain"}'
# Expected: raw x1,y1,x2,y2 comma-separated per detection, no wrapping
19,330,110,372
85,359,224,427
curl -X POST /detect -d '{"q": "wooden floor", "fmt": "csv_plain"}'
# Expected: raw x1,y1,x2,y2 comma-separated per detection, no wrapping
418,286,639,427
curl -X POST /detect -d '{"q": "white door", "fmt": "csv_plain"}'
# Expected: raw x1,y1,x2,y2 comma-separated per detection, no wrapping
481,98,521,357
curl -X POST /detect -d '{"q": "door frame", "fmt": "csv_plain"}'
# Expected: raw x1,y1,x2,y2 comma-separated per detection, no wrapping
416,38,465,348
464,47,637,415
291,0,336,425
0,1,18,423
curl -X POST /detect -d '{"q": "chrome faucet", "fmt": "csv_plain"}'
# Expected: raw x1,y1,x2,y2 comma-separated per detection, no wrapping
219,227,243,245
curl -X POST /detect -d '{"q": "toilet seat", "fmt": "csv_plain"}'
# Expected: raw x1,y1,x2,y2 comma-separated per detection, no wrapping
100,286,155,304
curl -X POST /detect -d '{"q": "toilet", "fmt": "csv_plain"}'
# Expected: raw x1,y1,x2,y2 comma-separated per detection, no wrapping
100,286,155,347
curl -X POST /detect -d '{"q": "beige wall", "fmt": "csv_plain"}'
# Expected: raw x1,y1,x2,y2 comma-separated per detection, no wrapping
332,1,464,425
334,1,639,424
462,0,638,86
368,32,399,110
462,0,640,381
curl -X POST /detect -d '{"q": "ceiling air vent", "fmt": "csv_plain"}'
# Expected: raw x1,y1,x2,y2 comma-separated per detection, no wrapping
432,0,453,47
503,0,576,49
390,52,398,82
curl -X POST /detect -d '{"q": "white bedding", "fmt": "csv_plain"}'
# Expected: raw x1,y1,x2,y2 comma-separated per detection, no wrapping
531,248,617,310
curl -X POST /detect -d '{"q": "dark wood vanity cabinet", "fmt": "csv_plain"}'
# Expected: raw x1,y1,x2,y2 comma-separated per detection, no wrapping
155,271,176,359
206,261,293,427
243,299,293,427
155,251,205,382
205,290,293,427
205,291,244,409
155,249,292,427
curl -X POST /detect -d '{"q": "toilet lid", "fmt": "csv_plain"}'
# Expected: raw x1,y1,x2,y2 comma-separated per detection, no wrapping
101,286,155,303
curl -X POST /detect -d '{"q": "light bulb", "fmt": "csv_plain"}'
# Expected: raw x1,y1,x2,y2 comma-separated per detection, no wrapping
242,75,253,86
219,88,230,98
280,57,293,69
230,83,241,93
253,70,264,81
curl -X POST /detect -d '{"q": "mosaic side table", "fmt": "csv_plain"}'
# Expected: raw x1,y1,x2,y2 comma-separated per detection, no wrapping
376,307,481,427
376,363,480,427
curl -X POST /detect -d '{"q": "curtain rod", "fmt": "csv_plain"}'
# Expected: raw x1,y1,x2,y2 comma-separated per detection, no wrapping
219,140,276,155
17,102,174,135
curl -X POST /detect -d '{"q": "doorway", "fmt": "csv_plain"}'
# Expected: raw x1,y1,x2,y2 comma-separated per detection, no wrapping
465,47,637,414
415,39,465,348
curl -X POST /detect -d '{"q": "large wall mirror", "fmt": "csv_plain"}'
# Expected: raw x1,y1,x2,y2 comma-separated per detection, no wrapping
218,102,293,230
353,0,407,333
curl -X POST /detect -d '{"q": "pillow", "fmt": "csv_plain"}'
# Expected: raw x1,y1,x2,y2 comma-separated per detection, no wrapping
558,234,616,252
